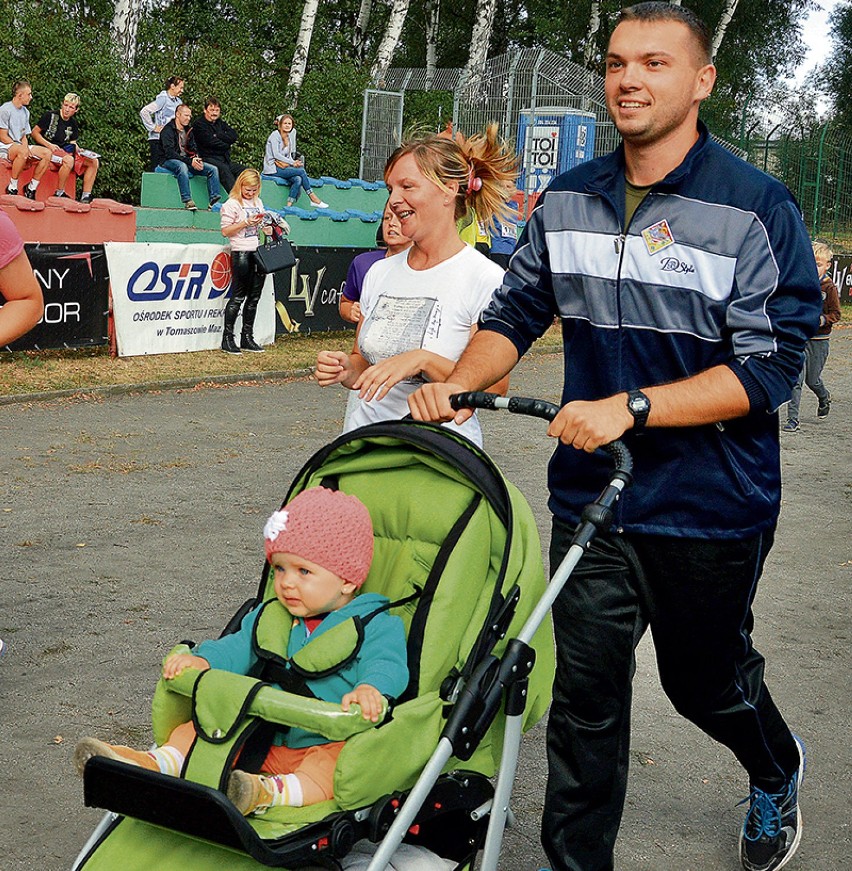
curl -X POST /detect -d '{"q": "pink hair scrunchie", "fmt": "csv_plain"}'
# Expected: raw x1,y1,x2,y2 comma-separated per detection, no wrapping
467,165,483,194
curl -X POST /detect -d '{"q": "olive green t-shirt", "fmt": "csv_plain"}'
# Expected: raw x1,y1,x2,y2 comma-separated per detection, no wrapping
624,178,653,230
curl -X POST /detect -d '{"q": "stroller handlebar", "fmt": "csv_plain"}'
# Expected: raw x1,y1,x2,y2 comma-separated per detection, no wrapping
450,391,633,477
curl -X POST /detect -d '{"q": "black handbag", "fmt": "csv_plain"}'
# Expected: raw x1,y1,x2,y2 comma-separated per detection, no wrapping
254,225,295,274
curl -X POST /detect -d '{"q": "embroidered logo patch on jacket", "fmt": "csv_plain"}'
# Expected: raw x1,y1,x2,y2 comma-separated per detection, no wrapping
641,219,675,255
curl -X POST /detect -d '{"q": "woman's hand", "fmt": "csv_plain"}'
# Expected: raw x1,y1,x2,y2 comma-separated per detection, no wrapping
315,350,356,387
162,653,210,680
353,350,427,402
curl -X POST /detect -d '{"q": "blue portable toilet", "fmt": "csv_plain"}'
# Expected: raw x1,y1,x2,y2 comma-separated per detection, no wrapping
516,108,596,194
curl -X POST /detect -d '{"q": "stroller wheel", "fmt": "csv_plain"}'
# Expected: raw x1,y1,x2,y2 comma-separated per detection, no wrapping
368,793,403,841
330,816,357,856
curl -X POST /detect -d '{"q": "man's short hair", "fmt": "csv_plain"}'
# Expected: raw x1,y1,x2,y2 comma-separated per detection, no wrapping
63,93,81,107
12,79,31,97
204,97,220,109
616,2,712,65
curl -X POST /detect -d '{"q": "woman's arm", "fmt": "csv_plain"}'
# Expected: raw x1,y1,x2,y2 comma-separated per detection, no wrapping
352,325,503,402
0,249,44,346
339,297,361,323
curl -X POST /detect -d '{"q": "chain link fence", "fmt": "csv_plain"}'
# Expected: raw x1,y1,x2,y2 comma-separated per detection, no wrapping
378,51,852,248
744,125,852,253
359,89,405,183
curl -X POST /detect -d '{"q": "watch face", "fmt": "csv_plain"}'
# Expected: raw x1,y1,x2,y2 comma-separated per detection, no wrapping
629,395,650,413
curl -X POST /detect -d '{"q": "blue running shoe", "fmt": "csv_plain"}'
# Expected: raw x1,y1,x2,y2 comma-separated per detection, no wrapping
739,735,806,871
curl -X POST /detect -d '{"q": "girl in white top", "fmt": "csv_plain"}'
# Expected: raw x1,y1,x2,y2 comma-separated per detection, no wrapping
315,124,518,447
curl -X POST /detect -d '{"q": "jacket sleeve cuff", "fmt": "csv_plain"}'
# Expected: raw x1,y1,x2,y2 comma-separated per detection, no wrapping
726,360,770,413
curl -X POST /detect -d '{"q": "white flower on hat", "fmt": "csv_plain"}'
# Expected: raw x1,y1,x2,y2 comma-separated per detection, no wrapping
264,509,289,541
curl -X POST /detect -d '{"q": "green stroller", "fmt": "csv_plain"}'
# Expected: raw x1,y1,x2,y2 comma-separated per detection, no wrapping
73,416,559,870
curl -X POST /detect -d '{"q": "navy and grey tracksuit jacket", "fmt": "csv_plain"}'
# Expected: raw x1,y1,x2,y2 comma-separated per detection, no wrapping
481,123,822,539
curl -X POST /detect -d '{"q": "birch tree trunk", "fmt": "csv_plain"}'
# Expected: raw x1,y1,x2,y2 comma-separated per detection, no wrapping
711,0,741,61
463,0,497,86
287,0,321,108
353,0,373,63
371,0,411,88
111,0,144,68
582,0,601,68
425,0,441,89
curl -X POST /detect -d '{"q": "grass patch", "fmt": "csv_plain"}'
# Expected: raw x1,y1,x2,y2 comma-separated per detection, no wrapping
0,325,564,399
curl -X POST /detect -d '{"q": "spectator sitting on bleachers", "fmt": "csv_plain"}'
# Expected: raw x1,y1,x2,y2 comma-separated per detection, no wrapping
193,97,245,192
31,92,100,203
139,76,184,172
158,105,221,212
262,113,327,208
0,80,53,199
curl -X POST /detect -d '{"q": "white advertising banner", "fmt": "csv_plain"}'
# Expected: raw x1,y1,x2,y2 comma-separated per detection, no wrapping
105,242,275,357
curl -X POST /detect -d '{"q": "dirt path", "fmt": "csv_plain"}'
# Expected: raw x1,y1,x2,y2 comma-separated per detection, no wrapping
1,332,849,870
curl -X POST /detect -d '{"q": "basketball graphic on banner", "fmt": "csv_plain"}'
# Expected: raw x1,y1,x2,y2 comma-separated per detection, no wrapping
211,251,233,291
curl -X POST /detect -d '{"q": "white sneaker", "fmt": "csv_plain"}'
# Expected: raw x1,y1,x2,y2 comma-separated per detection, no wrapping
313,200,329,209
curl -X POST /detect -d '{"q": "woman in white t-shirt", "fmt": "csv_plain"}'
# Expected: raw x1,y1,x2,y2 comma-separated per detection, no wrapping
315,124,518,446
219,169,287,354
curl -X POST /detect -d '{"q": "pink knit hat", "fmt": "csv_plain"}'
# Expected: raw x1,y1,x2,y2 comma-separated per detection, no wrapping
263,487,374,587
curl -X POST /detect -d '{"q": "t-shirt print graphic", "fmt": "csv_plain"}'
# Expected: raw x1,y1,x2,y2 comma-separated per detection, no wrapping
359,294,440,383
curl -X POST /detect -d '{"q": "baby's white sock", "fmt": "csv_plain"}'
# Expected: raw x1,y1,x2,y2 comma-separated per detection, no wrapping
148,745,185,776
265,773,303,807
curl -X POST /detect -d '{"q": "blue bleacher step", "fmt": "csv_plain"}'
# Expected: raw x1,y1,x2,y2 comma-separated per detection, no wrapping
320,177,353,189
279,206,319,221
348,179,384,190
345,208,382,223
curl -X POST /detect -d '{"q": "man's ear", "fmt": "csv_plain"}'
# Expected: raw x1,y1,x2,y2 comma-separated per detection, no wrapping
696,64,717,102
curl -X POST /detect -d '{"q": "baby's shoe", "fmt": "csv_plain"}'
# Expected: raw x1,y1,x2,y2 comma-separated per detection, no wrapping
227,770,278,815
74,737,159,776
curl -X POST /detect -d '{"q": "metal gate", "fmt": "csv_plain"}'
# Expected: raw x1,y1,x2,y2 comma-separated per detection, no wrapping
359,89,404,183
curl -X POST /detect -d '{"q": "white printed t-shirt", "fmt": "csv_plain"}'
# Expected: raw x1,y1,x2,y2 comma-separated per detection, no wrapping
345,244,505,447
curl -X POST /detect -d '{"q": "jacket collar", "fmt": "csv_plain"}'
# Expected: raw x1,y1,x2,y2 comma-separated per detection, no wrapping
587,120,712,195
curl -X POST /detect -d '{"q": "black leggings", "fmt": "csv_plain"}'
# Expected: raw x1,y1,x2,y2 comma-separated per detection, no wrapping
224,250,264,334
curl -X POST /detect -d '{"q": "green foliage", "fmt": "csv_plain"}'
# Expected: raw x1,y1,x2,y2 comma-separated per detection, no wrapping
0,0,829,203
1,0,370,200
823,0,852,128
291,56,372,179
402,91,454,135
2,1,146,201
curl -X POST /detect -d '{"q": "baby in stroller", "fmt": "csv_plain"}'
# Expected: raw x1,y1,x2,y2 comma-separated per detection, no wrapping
74,486,409,816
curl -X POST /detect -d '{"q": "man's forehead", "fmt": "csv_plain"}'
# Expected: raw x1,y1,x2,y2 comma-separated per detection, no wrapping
608,18,698,57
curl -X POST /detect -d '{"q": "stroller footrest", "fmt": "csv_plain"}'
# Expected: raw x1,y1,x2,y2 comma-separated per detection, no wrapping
81,757,350,867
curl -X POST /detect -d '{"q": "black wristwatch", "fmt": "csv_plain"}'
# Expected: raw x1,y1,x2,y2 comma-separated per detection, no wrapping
626,389,651,432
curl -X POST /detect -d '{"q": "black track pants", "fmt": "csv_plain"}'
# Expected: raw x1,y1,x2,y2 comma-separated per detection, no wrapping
541,521,800,871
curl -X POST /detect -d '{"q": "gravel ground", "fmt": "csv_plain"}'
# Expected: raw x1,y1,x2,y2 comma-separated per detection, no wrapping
1,330,849,870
